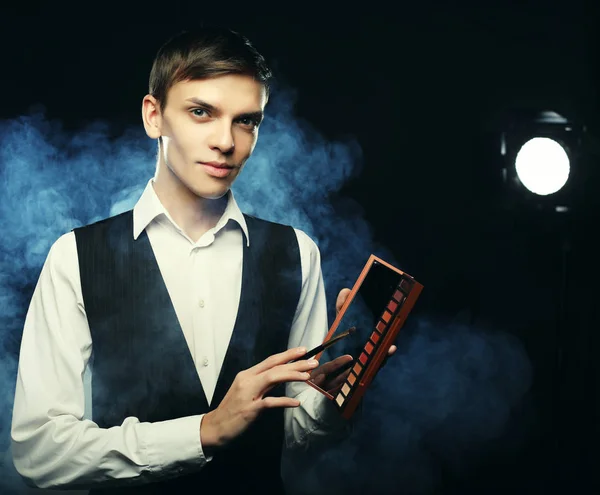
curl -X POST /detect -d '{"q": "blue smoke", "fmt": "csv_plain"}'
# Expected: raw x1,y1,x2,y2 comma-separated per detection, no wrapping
0,82,532,494
282,315,533,495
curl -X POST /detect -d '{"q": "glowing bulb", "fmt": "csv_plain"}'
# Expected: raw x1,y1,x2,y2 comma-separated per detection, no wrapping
514,137,570,195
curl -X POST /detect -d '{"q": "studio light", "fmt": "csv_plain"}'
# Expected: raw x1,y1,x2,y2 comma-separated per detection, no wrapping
500,110,584,212
514,137,570,196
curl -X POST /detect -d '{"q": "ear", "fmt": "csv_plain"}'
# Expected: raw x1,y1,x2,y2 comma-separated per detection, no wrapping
141,94,162,139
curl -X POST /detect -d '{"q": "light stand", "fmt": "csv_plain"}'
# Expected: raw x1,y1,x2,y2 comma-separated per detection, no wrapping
499,109,584,490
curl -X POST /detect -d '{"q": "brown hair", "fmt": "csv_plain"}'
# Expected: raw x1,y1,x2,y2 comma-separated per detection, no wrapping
149,26,272,112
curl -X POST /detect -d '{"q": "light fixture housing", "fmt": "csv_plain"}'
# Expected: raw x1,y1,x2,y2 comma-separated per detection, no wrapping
500,110,584,212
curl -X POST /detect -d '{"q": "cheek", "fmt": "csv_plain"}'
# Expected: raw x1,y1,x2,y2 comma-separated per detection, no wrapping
164,123,198,160
235,131,258,156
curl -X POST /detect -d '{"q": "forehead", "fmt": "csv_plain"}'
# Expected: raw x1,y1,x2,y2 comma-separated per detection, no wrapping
166,74,267,111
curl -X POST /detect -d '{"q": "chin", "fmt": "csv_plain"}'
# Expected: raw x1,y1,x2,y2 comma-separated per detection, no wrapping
187,183,230,200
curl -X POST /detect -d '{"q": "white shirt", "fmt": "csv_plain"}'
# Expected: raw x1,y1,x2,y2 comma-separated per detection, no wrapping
11,179,345,490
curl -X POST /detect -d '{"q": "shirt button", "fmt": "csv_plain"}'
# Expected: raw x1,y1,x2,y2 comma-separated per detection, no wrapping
202,357,209,367
198,299,205,308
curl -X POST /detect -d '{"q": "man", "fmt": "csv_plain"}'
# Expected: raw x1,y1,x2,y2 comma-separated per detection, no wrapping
11,27,396,493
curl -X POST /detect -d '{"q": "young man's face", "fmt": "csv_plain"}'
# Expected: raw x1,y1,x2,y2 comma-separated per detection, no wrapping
144,74,266,200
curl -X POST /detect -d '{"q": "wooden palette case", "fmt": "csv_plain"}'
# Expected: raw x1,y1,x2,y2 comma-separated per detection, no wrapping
308,255,423,419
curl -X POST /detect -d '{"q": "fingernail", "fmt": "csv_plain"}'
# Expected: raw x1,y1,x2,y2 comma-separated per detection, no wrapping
297,347,307,354
308,359,319,366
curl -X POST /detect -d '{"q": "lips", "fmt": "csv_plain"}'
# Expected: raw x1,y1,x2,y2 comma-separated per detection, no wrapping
199,162,236,178
201,161,234,169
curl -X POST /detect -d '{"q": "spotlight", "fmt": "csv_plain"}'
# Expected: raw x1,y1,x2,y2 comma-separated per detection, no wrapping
515,137,570,196
500,110,584,212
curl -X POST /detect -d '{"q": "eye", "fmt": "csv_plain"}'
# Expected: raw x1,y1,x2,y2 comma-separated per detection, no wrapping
237,117,260,129
191,108,208,117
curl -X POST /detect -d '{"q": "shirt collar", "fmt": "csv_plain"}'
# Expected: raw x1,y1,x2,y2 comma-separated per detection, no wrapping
132,179,250,246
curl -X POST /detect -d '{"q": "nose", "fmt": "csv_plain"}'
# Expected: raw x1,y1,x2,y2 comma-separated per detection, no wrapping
208,120,235,154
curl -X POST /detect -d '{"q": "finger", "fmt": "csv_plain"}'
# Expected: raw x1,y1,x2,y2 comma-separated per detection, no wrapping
309,355,353,390
325,368,351,391
311,354,353,377
261,396,302,409
381,346,397,369
326,382,344,395
260,359,321,397
285,358,321,374
260,365,317,393
336,288,351,314
250,347,308,374
309,373,325,388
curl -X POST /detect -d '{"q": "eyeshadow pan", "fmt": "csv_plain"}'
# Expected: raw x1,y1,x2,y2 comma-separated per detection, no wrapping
336,394,345,406
348,372,357,385
382,311,391,323
365,341,374,354
342,383,351,396
353,362,362,375
359,352,368,365
387,300,398,313
400,278,413,293
370,331,380,344
376,321,386,333
393,289,403,301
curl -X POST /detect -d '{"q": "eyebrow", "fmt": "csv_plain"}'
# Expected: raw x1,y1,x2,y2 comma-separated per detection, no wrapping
185,97,264,123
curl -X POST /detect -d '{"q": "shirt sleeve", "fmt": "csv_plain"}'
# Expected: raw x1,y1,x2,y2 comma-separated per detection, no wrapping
10,232,210,490
284,229,352,450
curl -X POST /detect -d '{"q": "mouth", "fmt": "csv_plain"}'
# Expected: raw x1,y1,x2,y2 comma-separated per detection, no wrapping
198,161,237,178
199,161,235,168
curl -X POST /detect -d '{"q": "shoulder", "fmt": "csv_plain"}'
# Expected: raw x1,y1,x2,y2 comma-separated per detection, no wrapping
242,213,290,231
50,230,77,254
72,210,132,235
45,211,132,271
293,228,323,287
243,214,322,273
243,214,321,256
243,214,318,248
243,213,301,246
292,228,321,261
42,230,79,281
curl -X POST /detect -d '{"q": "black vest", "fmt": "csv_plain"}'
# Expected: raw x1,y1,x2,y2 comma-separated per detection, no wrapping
73,210,302,494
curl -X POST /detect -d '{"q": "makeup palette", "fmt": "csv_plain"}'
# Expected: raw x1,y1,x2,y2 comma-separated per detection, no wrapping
307,255,423,419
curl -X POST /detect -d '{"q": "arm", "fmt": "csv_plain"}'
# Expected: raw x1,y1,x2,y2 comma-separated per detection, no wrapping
284,230,352,450
11,233,208,489
284,231,399,450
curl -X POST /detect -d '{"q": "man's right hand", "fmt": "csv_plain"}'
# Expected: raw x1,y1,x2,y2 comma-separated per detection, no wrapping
200,347,319,454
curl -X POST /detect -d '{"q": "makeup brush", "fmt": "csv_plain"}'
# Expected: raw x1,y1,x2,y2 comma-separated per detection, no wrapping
290,326,356,363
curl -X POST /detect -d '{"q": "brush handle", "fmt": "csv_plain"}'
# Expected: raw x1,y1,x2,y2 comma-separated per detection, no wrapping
289,329,354,363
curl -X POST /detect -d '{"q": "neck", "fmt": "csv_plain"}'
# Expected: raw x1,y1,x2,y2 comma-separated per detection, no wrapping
152,169,228,243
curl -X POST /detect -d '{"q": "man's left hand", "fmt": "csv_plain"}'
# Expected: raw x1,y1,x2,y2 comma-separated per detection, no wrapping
335,288,397,357
307,288,398,393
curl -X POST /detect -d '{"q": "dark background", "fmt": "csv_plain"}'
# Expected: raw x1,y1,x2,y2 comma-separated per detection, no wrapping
1,1,599,493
